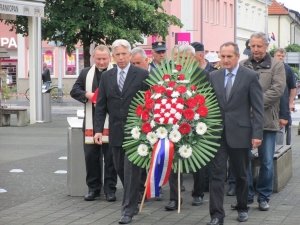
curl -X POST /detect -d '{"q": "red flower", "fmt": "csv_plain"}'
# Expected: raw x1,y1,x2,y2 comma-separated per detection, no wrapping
176,85,187,94
178,123,191,135
166,89,173,97
194,94,206,105
154,109,160,114
141,122,152,133
136,105,144,116
163,74,171,81
141,110,150,121
178,74,185,80
177,97,185,104
168,81,176,88
155,99,162,104
176,64,182,71
183,108,195,120
197,105,208,117
152,85,166,94
186,98,198,108
190,85,197,91
145,99,154,110
144,90,152,100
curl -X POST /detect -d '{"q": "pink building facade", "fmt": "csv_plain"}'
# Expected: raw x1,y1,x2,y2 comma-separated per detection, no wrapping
1,1,235,94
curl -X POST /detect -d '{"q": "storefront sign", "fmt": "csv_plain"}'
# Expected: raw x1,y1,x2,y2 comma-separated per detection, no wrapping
0,37,17,48
175,33,191,45
0,0,44,17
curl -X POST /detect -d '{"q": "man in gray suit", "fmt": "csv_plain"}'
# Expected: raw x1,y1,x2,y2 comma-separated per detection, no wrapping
207,42,264,225
94,39,148,224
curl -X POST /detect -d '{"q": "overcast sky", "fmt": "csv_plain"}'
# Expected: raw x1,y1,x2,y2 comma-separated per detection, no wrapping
277,0,300,13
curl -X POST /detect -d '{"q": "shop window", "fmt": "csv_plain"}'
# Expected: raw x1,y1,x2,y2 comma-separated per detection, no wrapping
65,52,76,75
43,50,54,74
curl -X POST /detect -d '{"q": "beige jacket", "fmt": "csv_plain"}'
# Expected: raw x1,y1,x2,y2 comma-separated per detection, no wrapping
240,53,286,131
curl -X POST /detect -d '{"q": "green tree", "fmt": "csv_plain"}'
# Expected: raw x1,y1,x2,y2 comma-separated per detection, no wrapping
3,0,182,67
285,44,300,52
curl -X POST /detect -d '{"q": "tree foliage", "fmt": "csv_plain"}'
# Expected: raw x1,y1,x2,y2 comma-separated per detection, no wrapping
285,44,300,52
3,0,182,67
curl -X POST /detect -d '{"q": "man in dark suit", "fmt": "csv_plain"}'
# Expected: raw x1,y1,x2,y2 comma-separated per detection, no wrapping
94,39,148,224
70,45,117,202
207,42,264,225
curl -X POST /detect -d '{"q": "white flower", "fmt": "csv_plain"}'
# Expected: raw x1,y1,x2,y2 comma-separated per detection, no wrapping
156,127,168,139
175,112,182,120
168,117,174,124
159,118,164,124
171,91,180,98
169,130,181,143
154,113,160,118
152,93,162,99
172,124,179,130
186,90,192,97
194,113,200,120
161,108,165,113
161,99,167,104
147,132,158,145
165,103,171,109
172,69,178,73
131,127,140,140
164,112,171,118
178,145,193,158
137,144,149,156
150,120,156,128
166,87,173,91
154,104,161,109
196,122,207,135
170,108,177,114
171,98,177,104
176,103,184,109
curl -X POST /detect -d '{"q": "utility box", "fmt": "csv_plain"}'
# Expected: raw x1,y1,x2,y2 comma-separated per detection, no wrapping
42,92,51,122
67,117,87,196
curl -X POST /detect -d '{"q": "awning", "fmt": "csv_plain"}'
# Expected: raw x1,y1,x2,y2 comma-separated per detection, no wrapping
0,0,45,17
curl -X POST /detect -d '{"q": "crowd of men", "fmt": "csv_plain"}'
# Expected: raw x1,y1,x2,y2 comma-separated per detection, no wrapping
70,31,296,225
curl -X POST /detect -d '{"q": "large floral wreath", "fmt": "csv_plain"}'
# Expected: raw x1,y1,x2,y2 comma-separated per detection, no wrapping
123,56,222,175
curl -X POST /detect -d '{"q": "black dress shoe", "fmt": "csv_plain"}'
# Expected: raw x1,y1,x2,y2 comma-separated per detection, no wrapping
192,196,203,206
119,215,132,224
165,199,182,211
105,193,116,202
207,218,224,225
84,191,100,201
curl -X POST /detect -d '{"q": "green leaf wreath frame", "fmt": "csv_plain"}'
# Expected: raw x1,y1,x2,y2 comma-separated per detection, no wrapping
123,53,223,174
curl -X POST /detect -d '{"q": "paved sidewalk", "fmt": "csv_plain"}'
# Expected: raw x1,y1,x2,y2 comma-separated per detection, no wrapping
0,113,300,225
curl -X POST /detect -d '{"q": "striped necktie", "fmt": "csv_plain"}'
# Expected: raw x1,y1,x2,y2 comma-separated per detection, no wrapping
225,73,233,101
118,70,125,91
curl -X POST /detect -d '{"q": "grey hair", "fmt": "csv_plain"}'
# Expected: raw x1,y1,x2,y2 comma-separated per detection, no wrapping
131,47,147,59
220,42,240,55
93,45,110,56
111,39,131,53
250,32,269,46
274,48,286,55
178,45,195,56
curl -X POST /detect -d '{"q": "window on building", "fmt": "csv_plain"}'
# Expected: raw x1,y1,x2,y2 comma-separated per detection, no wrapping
224,2,227,26
210,0,215,24
230,3,233,27
204,0,209,22
216,0,220,25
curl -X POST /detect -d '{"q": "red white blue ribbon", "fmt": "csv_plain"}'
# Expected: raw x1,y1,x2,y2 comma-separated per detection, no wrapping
146,138,174,199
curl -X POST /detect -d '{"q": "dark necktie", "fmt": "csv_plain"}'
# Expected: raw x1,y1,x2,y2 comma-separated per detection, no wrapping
225,73,233,101
118,70,125,91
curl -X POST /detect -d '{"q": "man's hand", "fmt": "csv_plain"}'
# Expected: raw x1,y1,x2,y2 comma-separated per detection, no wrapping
94,133,103,145
252,139,262,149
289,102,295,112
279,119,288,128
85,92,94,101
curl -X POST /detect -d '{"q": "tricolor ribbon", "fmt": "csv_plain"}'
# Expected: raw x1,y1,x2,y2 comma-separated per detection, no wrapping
146,138,174,199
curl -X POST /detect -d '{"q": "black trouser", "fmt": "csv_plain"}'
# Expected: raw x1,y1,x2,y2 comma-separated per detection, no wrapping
111,146,141,217
168,168,205,201
84,143,117,194
209,137,249,219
